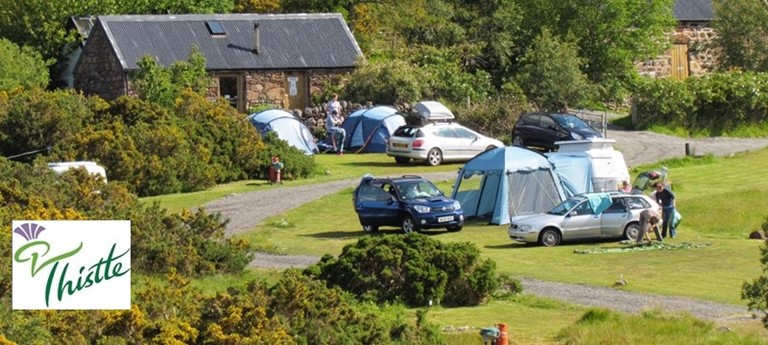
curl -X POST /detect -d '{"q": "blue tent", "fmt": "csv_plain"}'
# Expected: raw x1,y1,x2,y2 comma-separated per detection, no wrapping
544,153,594,197
247,110,318,155
451,146,567,225
319,106,406,153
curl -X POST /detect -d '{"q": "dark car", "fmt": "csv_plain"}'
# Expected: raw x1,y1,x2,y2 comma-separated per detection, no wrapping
352,174,464,233
511,112,603,151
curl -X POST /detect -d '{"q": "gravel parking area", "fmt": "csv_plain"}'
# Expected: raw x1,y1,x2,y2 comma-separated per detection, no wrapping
202,128,768,323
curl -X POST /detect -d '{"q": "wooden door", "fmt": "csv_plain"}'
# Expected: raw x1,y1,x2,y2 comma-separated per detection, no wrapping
284,72,307,110
670,44,689,80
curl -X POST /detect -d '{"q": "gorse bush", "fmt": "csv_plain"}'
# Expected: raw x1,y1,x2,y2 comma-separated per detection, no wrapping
306,233,499,308
0,87,314,197
1,269,444,344
0,158,253,279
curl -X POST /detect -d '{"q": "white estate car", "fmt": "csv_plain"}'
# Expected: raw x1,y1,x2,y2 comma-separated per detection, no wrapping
386,122,504,166
508,192,660,247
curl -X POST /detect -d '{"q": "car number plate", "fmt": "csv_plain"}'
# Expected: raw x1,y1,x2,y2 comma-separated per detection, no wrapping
438,216,453,223
393,143,408,148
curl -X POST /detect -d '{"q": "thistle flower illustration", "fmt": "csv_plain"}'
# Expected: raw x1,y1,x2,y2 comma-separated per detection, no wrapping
13,223,46,241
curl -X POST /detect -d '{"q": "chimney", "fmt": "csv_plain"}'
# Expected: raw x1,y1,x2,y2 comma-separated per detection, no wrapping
252,23,260,54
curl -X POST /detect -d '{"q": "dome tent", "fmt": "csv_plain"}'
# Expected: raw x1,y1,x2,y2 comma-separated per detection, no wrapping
247,110,318,155
450,146,568,225
320,106,406,153
343,106,406,153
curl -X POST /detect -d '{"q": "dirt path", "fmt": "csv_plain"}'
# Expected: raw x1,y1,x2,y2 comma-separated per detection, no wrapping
201,129,768,323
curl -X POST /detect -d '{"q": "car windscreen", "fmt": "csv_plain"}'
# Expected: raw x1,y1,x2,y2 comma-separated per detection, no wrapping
547,198,583,215
396,181,442,200
552,115,592,129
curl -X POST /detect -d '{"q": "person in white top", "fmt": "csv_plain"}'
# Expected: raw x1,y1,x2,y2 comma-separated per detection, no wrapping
325,95,345,155
326,93,342,116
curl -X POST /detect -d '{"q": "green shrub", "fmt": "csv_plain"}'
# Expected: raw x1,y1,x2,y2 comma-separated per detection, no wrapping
632,72,768,135
0,158,253,280
0,88,93,162
257,132,319,181
306,233,499,308
271,269,444,344
344,59,427,104
453,83,530,143
0,38,50,91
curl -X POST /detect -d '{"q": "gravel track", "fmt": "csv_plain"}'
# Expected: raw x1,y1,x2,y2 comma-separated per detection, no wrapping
202,128,768,323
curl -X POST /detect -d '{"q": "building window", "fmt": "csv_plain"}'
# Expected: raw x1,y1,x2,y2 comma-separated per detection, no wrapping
219,76,239,109
206,21,226,36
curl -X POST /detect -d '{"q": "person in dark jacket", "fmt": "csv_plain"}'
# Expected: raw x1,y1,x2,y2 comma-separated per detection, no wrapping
653,182,676,238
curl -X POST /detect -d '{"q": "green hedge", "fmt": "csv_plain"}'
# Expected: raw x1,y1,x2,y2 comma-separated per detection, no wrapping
633,72,768,135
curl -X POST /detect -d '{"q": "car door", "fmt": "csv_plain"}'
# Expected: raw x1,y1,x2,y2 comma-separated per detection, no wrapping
434,126,460,158
600,198,632,237
354,182,400,226
561,201,601,239
522,114,544,147
539,115,567,148
452,126,482,159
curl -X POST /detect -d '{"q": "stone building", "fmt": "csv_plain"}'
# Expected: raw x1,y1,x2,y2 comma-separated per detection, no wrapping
636,0,717,80
73,14,363,113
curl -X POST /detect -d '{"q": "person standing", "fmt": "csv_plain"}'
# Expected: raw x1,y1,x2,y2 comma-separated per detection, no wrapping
636,208,662,244
654,182,677,239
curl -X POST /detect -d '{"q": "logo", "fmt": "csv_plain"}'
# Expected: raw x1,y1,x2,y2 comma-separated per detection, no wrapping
12,220,131,310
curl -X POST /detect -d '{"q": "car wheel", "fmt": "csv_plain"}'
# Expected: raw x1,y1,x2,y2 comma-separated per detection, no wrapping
402,216,418,234
394,156,410,165
512,134,525,147
426,148,443,166
539,228,561,247
624,222,640,241
447,225,463,232
484,145,497,152
363,224,379,233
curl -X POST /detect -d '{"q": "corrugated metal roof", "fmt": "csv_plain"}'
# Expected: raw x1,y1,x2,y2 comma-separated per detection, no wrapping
673,0,714,21
97,13,363,71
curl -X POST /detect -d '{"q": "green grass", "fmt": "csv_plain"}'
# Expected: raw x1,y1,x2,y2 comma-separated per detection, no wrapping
145,147,768,343
557,308,768,345
141,153,461,213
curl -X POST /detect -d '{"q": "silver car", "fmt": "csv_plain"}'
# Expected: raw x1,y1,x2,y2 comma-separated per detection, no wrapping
386,122,504,166
508,193,661,247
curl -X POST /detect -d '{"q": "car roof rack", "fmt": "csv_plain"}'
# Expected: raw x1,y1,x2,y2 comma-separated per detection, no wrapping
413,101,455,123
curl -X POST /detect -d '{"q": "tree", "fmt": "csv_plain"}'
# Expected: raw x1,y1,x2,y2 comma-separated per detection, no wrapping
712,0,768,72
514,0,676,103
234,0,281,13
0,39,50,91
131,46,212,108
516,29,592,111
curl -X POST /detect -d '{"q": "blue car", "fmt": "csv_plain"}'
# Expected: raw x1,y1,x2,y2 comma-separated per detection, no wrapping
352,175,464,233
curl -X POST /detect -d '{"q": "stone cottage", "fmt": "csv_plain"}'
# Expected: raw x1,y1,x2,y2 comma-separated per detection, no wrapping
637,0,717,79
73,13,363,113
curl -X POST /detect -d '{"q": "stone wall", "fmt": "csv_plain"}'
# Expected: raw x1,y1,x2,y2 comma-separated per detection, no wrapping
203,69,354,114
636,22,717,79
73,23,128,100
